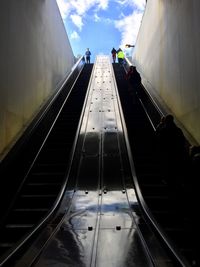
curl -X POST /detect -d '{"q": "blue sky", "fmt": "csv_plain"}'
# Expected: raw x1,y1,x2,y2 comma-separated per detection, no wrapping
56,0,146,62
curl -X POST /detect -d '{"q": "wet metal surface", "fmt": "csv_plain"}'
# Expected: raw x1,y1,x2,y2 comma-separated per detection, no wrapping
31,56,155,266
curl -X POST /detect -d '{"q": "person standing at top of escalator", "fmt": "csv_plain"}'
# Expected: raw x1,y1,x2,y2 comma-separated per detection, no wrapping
111,48,117,63
117,48,125,65
85,48,91,64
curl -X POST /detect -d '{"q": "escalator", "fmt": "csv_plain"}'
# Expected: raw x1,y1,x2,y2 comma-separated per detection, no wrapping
0,57,197,267
0,63,93,266
12,55,172,267
113,63,198,267
0,56,178,267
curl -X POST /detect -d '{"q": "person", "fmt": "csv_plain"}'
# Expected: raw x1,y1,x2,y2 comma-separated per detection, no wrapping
117,48,125,65
126,66,141,87
125,65,135,99
126,65,134,83
125,65,141,101
85,48,91,64
111,48,117,63
156,114,188,191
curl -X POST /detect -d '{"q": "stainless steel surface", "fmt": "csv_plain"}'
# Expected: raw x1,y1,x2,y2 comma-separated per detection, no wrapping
30,56,160,266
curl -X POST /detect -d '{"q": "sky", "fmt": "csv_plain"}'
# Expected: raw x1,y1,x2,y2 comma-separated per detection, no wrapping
56,0,146,63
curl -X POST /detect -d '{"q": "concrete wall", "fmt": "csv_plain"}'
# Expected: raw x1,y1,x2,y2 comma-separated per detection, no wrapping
133,0,200,144
0,0,75,158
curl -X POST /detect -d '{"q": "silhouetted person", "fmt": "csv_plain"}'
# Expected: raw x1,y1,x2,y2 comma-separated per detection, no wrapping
125,65,141,102
126,65,134,88
156,114,188,191
126,66,141,90
85,48,91,64
111,48,117,63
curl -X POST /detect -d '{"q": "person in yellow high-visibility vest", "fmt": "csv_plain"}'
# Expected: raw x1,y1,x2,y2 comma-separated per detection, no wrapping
117,48,125,65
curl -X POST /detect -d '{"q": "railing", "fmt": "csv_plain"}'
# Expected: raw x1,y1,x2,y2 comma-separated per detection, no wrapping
0,56,86,266
122,57,192,267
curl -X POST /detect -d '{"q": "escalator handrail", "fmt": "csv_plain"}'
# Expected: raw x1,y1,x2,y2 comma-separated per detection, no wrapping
124,57,165,123
116,61,192,267
0,57,91,266
0,56,86,226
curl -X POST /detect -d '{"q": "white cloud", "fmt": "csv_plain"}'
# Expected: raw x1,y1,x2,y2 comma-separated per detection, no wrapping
70,0,93,16
56,0,109,18
93,14,112,24
56,0,146,51
132,0,146,10
114,5,145,49
94,13,101,22
104,18,112,24
57,1,107,31
116,0,146,11
56,0,72,18
70,14,83,31
97,0,109,10
70,31,80,40
114,0,147,48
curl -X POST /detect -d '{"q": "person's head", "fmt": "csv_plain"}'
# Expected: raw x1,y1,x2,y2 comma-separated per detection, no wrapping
129,65,135,71
165,114,174,125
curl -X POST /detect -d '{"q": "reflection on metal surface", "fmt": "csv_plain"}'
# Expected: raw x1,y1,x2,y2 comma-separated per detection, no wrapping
96,229,151,267
32,56,154,267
